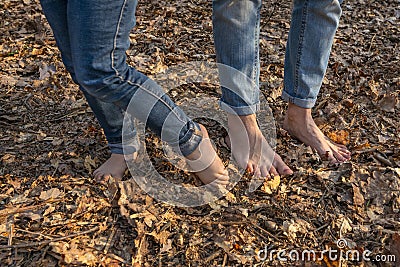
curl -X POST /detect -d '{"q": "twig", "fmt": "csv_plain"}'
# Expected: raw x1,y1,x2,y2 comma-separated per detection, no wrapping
368,34,376,53
209,218,279,241
204,250,221,263
209,221,246,225
104,226,116,254
373,152,393,167
0,199,62,219
0,226,99,250
248,221,280,241
246,225,270,243
222,253,227,267
352,147,377,154
16,228,55,240
314,223,330,233
7,216,14,247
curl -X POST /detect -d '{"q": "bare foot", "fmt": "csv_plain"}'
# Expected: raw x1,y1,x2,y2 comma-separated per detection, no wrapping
185,124,230,186
283,103,351,164
93,153,137,184
226,114,293,178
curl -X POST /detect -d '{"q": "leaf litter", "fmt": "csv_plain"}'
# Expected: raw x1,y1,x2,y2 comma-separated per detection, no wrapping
0,0,399,266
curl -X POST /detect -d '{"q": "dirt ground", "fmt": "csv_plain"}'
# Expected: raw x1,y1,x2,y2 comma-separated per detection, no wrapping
0,0,399,266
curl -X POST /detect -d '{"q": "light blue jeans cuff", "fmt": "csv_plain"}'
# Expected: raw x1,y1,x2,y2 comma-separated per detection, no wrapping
281,90,316,109
219,100,260,116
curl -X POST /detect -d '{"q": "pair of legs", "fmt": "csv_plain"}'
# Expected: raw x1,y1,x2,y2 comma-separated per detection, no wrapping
40,0,229,185
213,0,350,177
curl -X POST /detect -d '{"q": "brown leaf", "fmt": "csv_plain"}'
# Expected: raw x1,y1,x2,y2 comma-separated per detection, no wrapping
352,184,365,206
379,93,398,112
39,188,63,201
390,233,400,263
327,130,350,145
160,239,173,253
261,175,280,194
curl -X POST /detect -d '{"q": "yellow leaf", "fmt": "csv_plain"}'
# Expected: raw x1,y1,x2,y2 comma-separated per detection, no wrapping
261,175,280,194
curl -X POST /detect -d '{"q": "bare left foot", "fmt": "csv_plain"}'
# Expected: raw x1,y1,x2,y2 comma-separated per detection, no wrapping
226,113,293,178
185,124,230,186
93,153,137,184
283,103,351,164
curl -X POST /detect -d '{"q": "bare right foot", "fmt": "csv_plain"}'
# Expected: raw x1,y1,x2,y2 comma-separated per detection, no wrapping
226,114,293,178
185,124,230,186
283,103,351,164
93,152,137,184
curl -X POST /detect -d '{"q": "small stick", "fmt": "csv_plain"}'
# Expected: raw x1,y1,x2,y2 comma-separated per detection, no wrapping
204,250,221,263
373,152,393,167
7,217,14,246
0,199,62,219
249,221,280,242
222,253,228,267
209,221,246,225
104,226,116,254
0,226,99,250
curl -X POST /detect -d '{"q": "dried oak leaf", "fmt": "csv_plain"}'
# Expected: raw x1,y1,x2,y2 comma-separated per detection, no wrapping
327,130,349,145
261,175,280,194
379,93,398,113
39,188,63,201
352,184,365,206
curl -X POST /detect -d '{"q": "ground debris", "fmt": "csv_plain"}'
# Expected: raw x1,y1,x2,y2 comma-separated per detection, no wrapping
0,0,399,266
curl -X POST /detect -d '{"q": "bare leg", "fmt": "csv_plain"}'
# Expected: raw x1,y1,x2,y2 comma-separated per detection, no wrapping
283,103,351,163
226,114,293,178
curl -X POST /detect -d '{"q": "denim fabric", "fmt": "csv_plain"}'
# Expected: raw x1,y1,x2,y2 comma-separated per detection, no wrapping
213,0,342,110
213,0,261,116
282,0,343,108
40,0,201,156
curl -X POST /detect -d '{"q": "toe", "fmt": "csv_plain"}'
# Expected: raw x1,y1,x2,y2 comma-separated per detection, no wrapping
246,163,254,174
268,166,279,177
216,179,230,186
260,165,270,178
94,172,105,184
253,166,261,179
281,167,294,176
332,150,347,163
324,150,339,163
273,155,293,176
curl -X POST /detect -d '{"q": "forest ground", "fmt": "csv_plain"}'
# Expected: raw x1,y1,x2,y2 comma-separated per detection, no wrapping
0,0,399,266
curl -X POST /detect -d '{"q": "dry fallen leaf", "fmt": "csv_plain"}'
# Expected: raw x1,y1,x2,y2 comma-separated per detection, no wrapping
352,184,365,206
327,129,350,145
261,175,280,194
379,93,398,112
39,188,63,201
160,239,173,253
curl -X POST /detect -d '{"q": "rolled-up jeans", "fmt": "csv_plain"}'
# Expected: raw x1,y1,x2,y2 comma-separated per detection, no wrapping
40,0,202,157
213,0,343,113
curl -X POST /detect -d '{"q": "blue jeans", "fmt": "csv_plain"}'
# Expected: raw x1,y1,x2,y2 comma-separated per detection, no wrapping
40,0,202,156
213,0,343,112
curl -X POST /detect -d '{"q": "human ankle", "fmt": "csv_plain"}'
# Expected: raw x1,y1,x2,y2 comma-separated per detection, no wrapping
228,113,257,126
286,103,312,120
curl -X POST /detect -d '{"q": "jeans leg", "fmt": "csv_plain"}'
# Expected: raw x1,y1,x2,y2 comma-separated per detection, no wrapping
81,89,137,154
282,0,342,108
212,0,261,115
65,0,201,156
40,0,137,155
